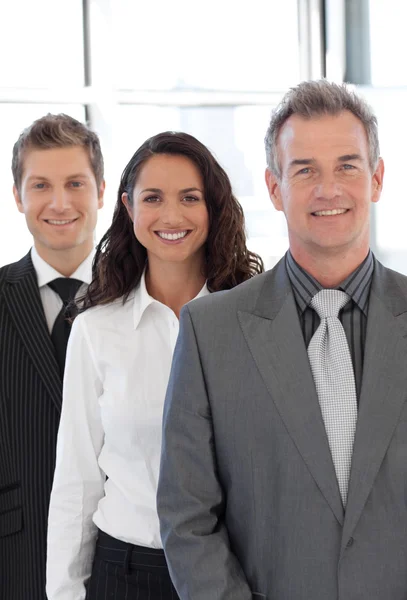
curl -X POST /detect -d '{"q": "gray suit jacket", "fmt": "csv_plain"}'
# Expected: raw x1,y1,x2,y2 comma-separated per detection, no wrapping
158,256,407,600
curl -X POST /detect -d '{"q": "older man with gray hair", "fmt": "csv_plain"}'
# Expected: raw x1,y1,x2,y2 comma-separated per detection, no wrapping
157,80,407,600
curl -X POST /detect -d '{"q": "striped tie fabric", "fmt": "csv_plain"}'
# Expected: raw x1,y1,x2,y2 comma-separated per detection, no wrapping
307,289,358,506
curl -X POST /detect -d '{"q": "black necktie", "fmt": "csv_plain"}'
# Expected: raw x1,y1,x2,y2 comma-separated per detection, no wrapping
48,278,83,375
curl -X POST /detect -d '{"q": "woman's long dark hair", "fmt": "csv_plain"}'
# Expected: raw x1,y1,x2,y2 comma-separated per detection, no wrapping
82,131,264,309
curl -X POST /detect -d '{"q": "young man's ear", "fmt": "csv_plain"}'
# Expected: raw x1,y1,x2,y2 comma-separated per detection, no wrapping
265,168,283,212
98,180,106,209
13,185,24,214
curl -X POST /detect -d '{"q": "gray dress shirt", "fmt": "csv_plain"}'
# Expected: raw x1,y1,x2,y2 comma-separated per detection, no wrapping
286,250,374,400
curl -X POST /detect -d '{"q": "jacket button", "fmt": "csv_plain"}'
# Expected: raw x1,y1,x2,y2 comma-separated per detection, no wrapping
346,537,354,548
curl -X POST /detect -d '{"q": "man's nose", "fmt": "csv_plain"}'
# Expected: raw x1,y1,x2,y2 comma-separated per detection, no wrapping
314,174,343,201
49,188,70,212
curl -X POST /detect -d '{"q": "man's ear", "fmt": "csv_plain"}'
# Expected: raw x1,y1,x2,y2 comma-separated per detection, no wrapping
13,185,24,214
265,168,283,211
121,192,133,221
98,179,106,209
371,157,384,204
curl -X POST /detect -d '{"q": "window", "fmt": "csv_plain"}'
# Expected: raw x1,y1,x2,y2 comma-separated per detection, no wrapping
0,1,84,88
110,0,301,268
369,0,407,87
360,87,407,274
340,0,407,273
113,0,300,92
0,0,302,268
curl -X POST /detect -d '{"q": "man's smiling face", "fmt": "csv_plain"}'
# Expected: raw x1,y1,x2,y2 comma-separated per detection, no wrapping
266,110,384,260
14,145,104,255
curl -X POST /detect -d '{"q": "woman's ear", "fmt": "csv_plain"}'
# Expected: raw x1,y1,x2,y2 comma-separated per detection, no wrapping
121,192,133,221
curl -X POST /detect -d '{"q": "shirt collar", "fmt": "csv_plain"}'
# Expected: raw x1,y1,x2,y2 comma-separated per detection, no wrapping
132,270,210,329
286,250,374,316
31,246,95,288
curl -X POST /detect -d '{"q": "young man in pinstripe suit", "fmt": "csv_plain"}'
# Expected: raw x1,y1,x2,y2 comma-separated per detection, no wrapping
0,114,105,599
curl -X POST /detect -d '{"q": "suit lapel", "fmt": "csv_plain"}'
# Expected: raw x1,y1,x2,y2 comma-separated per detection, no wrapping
238,260,344,525
341,260,407,551
4,252,62,412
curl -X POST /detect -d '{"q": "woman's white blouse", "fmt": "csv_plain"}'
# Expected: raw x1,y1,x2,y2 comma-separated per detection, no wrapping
46,273,209,599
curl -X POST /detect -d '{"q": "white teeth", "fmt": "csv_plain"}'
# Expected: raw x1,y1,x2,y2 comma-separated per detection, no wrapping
313,209,347,216
47,219,75,225
157,231,188,240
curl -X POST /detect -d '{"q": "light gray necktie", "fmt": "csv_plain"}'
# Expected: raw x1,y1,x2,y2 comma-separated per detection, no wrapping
307,289,357,506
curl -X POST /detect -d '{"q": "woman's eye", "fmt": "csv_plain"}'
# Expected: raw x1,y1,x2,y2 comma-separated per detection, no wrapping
183,195,199,203
144,196,160,203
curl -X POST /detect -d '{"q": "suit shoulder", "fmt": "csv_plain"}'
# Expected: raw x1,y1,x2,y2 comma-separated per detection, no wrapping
379,263,407,298
384,265,407,288
0,264,8,286
186,271,272,317
0,259,23,291
0,252,34,291
371,259,407,320
0,260,16,278
375,260,407,293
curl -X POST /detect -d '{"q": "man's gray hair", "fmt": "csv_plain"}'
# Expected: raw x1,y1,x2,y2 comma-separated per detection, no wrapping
264,80,380,178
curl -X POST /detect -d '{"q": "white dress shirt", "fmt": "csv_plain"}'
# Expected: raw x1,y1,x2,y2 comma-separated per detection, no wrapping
46,273,209,600
31,246,94,333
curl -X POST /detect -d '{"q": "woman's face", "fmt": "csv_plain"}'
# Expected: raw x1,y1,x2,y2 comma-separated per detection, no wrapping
124,154,209,270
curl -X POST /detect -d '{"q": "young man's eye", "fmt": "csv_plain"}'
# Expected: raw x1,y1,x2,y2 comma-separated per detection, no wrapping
34,183,46,189
70,181,83,188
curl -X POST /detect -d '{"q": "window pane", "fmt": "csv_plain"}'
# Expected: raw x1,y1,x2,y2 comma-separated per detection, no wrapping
0,1,84,88
114,0,299,92
0,104,86,267
114,105,288,269
359,88,407,274
369,0,407,86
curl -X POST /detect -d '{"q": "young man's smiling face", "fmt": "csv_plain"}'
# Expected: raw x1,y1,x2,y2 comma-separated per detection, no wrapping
266,110,384,262
14,145,104,258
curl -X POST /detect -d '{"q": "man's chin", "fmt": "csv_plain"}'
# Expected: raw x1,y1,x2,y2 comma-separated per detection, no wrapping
37,237,85,253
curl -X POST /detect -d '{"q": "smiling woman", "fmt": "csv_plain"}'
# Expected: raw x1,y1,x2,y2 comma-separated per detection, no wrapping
46,130,263,600
83,131,263,309
122,153,209,292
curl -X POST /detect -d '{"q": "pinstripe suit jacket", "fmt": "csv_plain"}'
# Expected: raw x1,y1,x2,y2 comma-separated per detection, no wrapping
0,252,62,600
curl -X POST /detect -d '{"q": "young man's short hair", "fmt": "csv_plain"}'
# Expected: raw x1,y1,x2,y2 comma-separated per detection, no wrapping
12,113,104,192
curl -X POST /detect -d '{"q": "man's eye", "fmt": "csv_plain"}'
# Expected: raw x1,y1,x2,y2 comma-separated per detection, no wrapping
34,183,46,189
298,167,311,175
70,181,83,188
342,164,356,170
